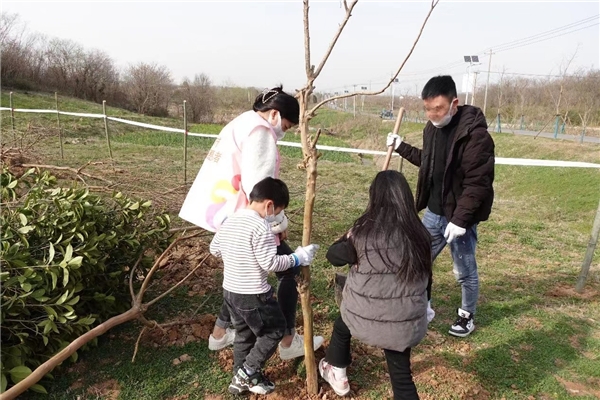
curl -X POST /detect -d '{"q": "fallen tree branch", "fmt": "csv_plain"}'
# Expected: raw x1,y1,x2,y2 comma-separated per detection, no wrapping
162,184,189,196
0,308,139,400
0,231,207,400
21,163,113,185
145,254,210,307
192,295,213,316
132,326,148,363
135,231,202,305
168,225,206,233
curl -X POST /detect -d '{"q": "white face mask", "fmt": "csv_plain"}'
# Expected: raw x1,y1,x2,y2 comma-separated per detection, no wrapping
431,103,456,128
265,204,276,223
268,112,285,140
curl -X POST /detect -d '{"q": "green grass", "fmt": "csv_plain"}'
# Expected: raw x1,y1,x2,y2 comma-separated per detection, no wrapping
21,325,231,400
3,90,600,400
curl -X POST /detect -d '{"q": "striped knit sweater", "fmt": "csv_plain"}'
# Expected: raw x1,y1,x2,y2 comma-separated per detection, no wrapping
210,209,295,294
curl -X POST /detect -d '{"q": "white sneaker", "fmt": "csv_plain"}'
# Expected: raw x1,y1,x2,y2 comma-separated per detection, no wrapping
208,327,235,350
279,333,324,360
427,301,435,323
319,358,350,396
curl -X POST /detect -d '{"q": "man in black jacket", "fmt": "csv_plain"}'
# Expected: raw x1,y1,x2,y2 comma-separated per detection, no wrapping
387,75,495,337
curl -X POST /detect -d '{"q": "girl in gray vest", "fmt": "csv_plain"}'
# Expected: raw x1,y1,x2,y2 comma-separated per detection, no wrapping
320,170,432,399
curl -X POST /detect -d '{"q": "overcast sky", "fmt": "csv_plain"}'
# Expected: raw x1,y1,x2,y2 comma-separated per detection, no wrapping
3,1,599,95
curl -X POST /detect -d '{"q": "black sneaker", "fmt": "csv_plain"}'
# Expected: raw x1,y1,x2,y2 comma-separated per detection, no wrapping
228,367,275,395
448,308,475,337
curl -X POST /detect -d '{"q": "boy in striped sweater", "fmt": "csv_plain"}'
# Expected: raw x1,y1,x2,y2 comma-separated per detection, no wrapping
210,177,319,395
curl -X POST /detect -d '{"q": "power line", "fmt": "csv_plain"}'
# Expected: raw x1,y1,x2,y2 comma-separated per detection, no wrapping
489,14,598,52
401,15,599,78
487,70,562,77
494,23,599,54
319,15,599,94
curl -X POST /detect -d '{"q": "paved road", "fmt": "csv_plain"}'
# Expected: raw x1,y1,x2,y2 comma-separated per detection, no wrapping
499,128,600,144
334,106,600,144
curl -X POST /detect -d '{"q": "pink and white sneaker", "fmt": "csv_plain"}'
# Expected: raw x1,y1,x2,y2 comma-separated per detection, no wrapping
319,358,350,396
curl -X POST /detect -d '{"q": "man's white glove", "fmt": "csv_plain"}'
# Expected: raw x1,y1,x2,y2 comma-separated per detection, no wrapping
444,223,466,244
292,244,320,266
270,211,288,234
386,133,402,151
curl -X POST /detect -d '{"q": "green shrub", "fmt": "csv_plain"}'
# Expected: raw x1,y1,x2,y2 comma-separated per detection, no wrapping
0,167,172,393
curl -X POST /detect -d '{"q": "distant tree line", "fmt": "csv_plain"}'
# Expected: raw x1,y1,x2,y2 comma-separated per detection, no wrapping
0,12,231,122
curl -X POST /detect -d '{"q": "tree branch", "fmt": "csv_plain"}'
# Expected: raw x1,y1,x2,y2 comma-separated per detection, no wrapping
168,225,205,234
129,252,144,304
131,326,147,363
303,0,312,78
21,163,113,185
145,254,209,307
312,128,322,150
309,0,439,116
310,0,359,83
135,231,201,304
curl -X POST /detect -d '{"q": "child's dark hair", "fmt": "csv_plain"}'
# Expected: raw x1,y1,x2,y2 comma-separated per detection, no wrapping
249,177,290,209
253,86,300,125
421,75,457,102
351,170,432,283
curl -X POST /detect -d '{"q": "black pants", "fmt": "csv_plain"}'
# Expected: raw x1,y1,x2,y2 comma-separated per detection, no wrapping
325,316,419,400
223,288,286,372
217,241,298,336
427,269,432,301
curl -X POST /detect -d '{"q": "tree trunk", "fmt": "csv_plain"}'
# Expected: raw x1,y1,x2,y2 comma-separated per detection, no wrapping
297,90,319,394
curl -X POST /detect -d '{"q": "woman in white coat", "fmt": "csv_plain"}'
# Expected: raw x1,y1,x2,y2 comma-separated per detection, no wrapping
179,86,323,360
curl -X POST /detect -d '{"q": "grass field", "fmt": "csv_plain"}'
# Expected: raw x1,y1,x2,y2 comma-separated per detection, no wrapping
2,90,600,400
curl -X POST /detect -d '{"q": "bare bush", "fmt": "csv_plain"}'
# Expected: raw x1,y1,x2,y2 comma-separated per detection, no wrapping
122,62,173,117
0,13,40,90
176,74,215,123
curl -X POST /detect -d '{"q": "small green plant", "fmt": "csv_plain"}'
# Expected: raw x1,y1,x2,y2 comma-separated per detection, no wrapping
0,167,171,393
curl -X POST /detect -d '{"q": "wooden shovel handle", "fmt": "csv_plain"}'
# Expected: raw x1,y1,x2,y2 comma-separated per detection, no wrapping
382,107,406,171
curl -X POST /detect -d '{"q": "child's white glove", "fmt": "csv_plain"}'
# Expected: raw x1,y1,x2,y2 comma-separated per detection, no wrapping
270,211,288,234
386,133,403,150
292,244,320,266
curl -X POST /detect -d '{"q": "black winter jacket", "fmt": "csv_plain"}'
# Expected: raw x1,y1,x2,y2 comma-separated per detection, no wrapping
397,105,495,228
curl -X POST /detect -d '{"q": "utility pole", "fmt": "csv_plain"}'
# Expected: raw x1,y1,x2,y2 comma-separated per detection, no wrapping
483,49,494,116
344,89,348,111
361,86,367,113
465,63,472,105
391,77,399,111
471,72,479,106
353,84,356,117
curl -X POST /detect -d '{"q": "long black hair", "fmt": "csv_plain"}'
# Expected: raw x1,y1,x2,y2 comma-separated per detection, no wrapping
253,86,300,125
351,170,432,283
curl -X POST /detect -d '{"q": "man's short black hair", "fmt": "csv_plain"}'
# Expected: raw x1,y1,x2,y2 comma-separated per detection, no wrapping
249,177,290,208
421,75,457,101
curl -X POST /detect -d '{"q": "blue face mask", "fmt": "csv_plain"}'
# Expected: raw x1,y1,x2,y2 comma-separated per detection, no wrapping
265,204,276,223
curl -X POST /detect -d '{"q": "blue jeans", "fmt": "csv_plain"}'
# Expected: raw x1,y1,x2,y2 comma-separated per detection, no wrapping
422,209,479,315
